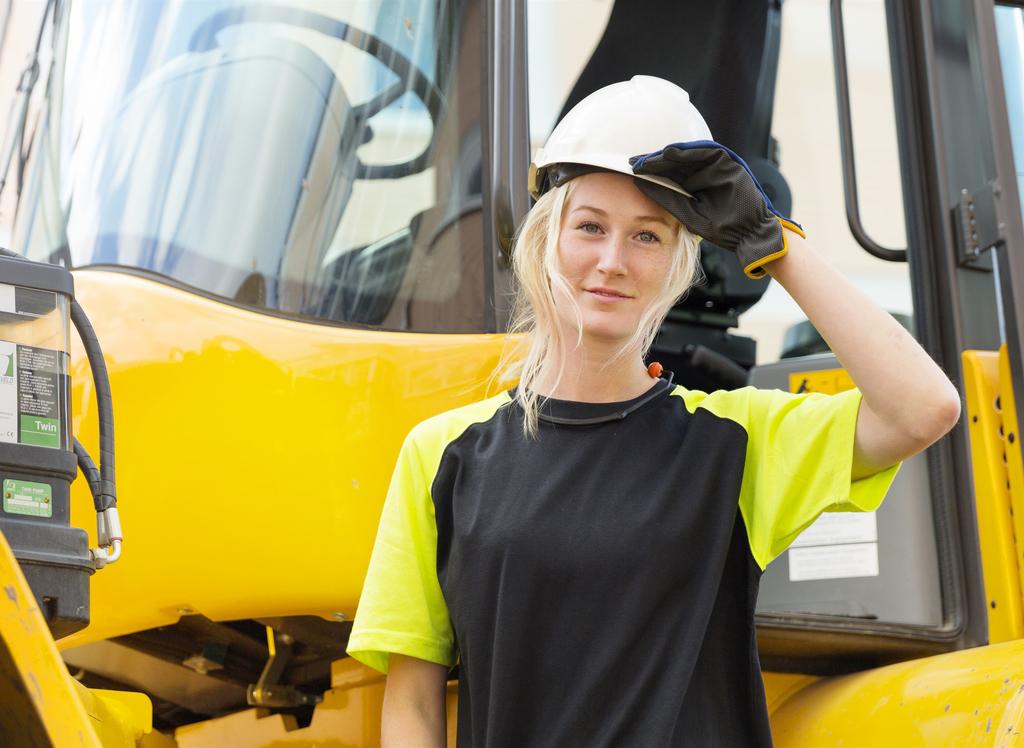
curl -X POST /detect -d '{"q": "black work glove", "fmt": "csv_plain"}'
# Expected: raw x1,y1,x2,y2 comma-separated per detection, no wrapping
630,140,805,279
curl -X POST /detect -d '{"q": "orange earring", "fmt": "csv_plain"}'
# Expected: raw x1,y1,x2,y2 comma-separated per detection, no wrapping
647,361,663,378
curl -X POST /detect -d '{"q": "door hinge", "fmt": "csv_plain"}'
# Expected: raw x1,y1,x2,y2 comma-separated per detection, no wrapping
954,182,1004,267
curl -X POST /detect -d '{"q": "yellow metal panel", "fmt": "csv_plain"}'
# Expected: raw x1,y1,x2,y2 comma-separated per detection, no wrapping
140,729,180,747
0,529,102,746
962,349,1024,641
999,344,1024,615
60,270,510,647
72,679,154,746
771,637,1024,745
762,671,819,716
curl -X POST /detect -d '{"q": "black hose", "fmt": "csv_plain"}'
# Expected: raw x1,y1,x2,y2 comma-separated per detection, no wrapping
69,300,116,511
72,436,100,503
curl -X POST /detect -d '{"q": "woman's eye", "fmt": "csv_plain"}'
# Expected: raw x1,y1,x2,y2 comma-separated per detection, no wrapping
637,230,661,244
578,222,601,235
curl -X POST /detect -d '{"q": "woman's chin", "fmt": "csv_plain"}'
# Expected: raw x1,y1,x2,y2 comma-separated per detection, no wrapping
554,309,641,348
579,321,639,346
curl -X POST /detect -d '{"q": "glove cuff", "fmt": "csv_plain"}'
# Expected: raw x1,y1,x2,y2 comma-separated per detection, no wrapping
778,217,806,239
740,218,806,279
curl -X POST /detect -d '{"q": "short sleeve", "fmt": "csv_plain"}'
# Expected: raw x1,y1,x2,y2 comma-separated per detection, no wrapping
346,428,456,674
707,386,901,571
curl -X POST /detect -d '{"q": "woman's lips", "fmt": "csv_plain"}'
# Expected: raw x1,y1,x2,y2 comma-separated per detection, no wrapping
586,287,633,301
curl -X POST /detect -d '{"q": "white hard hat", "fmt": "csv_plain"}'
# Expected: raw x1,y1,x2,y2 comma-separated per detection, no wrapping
529,75,713,199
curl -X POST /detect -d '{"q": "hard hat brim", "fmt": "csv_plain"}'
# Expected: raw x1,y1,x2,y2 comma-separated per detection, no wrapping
528,155,693,200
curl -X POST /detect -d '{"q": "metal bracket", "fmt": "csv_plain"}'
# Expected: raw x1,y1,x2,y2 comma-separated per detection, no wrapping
246,628,322,709
954,182,1003,266
182,642,227,676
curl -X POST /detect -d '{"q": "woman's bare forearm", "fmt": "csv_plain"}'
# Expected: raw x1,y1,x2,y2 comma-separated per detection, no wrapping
766,230,960,470
381,703,446,747
381,654,448,747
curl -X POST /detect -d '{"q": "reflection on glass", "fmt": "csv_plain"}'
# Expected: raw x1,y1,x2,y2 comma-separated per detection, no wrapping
14,0,488,333
996,5,1024,220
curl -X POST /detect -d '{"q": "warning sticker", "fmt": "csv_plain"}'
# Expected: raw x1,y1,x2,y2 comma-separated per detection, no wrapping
789,367,855,396
790,512,878,548
789,543,879,582
0,341,64,449
0,340,15,444
788,512,880,580
16,345,61,449
3,478,52,518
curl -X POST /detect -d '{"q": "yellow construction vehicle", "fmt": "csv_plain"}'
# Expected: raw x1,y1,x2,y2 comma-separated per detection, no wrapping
3,0,1024,744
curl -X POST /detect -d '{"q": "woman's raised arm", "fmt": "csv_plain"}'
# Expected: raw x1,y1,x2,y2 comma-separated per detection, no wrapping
766,229,961,478
629,140,960,476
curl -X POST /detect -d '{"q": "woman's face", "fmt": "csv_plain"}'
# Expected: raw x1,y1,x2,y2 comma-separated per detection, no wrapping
555,171,678,347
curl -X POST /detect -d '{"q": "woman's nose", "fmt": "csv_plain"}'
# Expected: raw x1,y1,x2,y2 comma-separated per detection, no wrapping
596,236,627,275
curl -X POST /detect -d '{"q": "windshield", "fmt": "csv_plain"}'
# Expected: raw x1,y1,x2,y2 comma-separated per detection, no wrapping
13,0,489,332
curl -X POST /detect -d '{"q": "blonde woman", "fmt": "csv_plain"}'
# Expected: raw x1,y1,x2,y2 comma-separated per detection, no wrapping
346,76,961,747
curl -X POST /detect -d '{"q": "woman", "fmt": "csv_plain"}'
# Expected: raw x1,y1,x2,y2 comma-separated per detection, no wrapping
346,76,961,747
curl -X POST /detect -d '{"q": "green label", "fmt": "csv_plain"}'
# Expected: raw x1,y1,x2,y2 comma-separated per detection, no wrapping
3,478,52,518
19,415,59,449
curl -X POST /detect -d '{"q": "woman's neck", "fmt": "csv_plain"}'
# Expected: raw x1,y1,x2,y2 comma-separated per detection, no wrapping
532,340,656,403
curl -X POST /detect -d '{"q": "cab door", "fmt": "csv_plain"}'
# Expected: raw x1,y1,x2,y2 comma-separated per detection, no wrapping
884,0,1024,647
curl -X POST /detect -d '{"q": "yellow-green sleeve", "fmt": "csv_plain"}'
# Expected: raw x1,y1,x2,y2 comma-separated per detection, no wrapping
703,386,901,572
346,427,456,674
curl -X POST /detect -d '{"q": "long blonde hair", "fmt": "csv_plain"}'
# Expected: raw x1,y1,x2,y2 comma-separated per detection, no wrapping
497,177,704,436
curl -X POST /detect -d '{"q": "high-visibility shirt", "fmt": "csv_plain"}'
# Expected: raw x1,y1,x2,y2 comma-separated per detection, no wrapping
347,381,901,747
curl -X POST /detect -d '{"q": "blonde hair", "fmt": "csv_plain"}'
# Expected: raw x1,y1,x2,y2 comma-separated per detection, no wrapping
497,178,704,437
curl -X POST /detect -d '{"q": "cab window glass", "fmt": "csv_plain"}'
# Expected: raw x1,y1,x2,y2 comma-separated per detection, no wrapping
13,0,490,333
745,0,911,360
996,4,1024,221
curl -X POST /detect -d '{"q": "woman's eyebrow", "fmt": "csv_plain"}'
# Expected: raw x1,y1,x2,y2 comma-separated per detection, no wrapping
571,205,672,228
635,215,673,228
